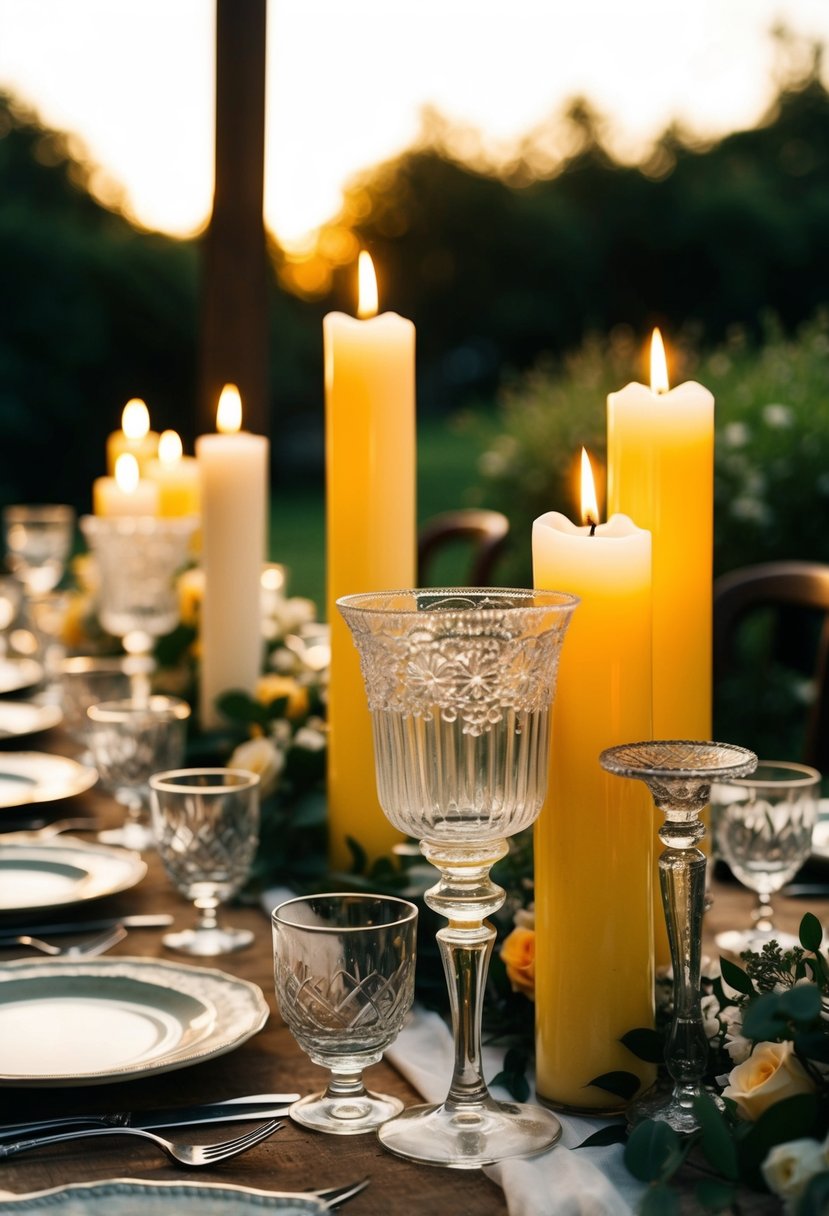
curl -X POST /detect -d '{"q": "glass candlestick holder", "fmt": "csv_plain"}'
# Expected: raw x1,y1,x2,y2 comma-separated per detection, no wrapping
599,740,757,1135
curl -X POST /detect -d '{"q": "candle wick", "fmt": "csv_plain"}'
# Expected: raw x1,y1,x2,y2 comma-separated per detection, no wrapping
589,521,597,537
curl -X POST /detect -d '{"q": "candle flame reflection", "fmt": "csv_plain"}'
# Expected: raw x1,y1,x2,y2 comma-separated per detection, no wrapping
580,447,600,528
216,384,243,434
122,398,150,439
650,329,670,394
357,251,378,319
114,452,140,494
158,430,183,465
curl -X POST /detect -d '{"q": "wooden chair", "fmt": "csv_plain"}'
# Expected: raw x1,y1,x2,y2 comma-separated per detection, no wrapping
713,560,829,773
417,509,509,588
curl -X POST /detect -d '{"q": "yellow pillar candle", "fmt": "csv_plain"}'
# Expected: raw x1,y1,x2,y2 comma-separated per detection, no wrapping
196,385,269,730
532,452,655,1112
607,330,715,964
93,452,159,517
106,398,159,476
146,431,201,518
325,252,415,869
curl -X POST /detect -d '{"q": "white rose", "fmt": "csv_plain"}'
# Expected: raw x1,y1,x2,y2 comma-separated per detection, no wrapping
720,1005,752,1064
229,737,284,797
762,1138,825,1202
701,993,721,1041
722,1041,816,1121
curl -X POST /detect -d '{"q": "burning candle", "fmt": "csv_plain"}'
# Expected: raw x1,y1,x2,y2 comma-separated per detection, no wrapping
196,385,269,729
325,251,415,868
532,451,655,1112
106,398,159,476
93,452,159,517
146,430,201,518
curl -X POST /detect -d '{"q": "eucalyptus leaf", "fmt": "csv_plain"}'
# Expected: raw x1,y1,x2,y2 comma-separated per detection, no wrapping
719,956,755,997
624,1120,684,1183
620,1028,665,1064
576,1125,627,1149
798,1171,829,1216
800,912,824,953
588,1070,642,1101
738,1094,820,1190
694,1178,736,1212
692,1093,739,1181
640,1184,681,1215
742,991,790,1042
490,1066,530,1102
779,982,821,1023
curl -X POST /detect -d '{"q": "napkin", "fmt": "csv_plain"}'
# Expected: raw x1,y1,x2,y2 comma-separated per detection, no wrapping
387,1008,645,1216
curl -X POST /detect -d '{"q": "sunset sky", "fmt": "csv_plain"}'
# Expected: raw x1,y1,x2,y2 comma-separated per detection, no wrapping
0,0,827,247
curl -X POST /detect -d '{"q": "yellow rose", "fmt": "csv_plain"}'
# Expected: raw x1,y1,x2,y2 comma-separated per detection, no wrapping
255,674,308,720
500,927,535,999
177,568,204,629
722,1040,816,1121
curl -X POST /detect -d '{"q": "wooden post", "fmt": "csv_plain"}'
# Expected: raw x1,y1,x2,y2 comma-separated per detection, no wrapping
198,0,269,438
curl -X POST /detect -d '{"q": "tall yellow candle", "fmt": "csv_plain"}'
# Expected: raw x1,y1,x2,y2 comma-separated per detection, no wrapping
607,330,715,963
325,252,415,869
106,398,159,476
146,431,201,518
532,453,655,1112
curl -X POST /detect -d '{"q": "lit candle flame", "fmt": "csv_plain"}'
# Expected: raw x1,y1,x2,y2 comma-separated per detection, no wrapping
650,329,670,394
114,452,140,494
121,398,150,440
357,251,378,319
216,384,242,434
580,447,600,529
158,430,183,465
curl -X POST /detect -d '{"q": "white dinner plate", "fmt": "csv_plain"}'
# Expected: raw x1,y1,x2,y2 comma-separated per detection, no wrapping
0,837,146,914
0,658,42,696
0,700,62,740
0,752,97,809
0,1180,327,1215
0,956,269,1086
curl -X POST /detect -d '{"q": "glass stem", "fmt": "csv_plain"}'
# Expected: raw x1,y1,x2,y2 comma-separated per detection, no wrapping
325,1068,368,1102
195,897,220,932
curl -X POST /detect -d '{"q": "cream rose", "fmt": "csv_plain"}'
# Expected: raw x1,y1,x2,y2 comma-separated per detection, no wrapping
229,736,284,797
722,1040,816,1121
761,1137,825,1202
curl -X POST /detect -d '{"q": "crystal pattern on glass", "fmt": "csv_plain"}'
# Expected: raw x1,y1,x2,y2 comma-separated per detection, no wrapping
339,588,577,1167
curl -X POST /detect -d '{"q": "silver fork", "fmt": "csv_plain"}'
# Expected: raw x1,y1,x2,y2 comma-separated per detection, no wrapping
0,1118,283,1166
314,1178,371,1208
2,925,127,958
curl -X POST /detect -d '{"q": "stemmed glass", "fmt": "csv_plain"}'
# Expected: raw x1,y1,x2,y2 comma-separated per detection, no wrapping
338,587,577,1167
272,893,418,1135
713,761,821,954
86,696,191,850
599,740,757,1134
2,505,75,595
79,515,196,700
149,768,260,955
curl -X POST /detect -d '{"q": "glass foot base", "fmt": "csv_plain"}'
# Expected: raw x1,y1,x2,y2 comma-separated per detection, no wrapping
290,1090,403,1135
162,925,253,956
377,1099,562,1168
627,1084,723,1135
716,927,801,955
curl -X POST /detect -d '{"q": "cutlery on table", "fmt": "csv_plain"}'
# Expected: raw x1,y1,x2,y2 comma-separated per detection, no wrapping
314,1179,371,1209
0,914,172,941
2,924,127,958
0,1094,302,1138
0,1117,284,1167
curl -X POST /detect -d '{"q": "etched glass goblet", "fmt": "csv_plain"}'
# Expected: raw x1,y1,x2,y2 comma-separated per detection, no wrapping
2,504,75,595
338,587,577,1167
599,740,757,1134
273,893,418,1135
713,761,820,954
149,768,260,955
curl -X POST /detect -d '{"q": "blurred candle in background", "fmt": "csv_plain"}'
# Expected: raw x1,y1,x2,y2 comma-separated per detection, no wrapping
146,430,201,518
325,251,415,869
532,451,655,1112
196,384,269,729
93,452,159,517
607,330,715,962
106,398,159,476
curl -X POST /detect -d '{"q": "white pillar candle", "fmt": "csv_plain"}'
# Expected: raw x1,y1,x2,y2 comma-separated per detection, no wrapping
196,384,269,729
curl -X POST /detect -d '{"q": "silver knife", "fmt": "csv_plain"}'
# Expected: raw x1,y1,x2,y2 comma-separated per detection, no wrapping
0,1094,300,1139
0,914,173,940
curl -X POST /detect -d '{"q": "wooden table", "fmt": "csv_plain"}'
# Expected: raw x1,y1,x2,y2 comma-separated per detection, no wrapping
1,743,825,1213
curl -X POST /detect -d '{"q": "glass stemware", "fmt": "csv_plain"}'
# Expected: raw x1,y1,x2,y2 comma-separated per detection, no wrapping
599,740,757,1134
272,893,418,1135
713,760,821,954
86,696,191,850
2,504,75,596
149,768,260,955
338,587,577,1168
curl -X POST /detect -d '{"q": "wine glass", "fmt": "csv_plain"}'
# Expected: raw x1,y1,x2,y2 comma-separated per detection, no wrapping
338,587,577,1167
713,760,821,954
2,504,75,595
86,696,191,850
599,740,757,1134
149,768,260,955
272,893,418,1135
58,655,135,749
79,515,196,700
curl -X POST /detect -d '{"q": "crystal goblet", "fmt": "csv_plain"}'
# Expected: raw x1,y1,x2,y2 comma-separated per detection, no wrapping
149,768,260,956
2,504,75,595
599,740,757,1134
338,587,577,1168
713,760,820,954
58,656,136,748
272,893,418,1135
86,696,191,850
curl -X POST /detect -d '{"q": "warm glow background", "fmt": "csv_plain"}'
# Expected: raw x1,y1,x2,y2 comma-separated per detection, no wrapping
0,0,827,248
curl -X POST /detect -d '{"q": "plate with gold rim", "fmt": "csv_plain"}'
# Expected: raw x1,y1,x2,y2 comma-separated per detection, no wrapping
0,752,97,809
0,837,146,915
